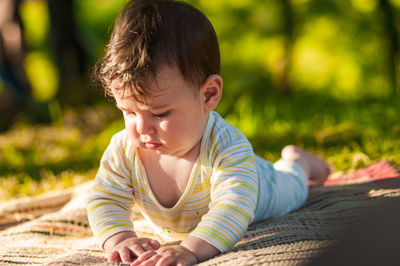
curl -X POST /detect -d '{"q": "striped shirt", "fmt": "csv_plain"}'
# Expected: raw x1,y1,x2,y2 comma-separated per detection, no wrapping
87,111,308,252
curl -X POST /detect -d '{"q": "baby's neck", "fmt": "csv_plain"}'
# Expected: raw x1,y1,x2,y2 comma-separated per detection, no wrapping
138,143,201,208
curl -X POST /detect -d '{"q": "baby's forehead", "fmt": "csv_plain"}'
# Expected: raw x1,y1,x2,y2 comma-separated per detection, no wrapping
110,63,199,107
113,83,177,109
112,87,166,104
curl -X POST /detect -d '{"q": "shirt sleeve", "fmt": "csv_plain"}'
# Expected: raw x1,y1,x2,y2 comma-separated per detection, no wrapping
189,139,258,252
86,132,135,248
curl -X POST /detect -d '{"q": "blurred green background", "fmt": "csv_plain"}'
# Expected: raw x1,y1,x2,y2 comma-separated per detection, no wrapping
0,0,399,200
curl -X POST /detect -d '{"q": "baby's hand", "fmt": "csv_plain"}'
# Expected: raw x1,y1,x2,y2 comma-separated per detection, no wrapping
131,244,197,266
104,231,160,263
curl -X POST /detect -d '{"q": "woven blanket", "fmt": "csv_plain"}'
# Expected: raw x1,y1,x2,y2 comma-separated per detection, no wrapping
0,160,399,265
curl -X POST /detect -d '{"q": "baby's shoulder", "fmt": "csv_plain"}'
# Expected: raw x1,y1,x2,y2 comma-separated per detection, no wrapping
211,112,249,146
110,129,129,145
108,129,134,154
206,112,255,162
106,129,135,164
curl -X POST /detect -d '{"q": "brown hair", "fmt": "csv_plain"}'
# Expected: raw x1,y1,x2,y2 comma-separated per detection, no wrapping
94,0,220,100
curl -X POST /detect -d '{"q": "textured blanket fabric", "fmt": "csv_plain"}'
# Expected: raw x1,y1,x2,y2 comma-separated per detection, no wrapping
0,160,399,265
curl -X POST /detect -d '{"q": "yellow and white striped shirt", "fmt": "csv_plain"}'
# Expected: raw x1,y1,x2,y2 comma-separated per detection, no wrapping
87,111,308,252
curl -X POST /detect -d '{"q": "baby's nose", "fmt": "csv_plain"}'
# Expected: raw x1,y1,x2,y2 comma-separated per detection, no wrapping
136,115,155,135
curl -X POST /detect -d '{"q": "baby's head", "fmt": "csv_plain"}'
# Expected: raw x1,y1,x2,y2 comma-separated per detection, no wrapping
96,0,220,101
95,0,223,157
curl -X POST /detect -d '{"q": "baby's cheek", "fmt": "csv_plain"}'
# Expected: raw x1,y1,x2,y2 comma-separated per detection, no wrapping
125,121,140,139
159,121,169,132
124,117,133,129
125,121,134,132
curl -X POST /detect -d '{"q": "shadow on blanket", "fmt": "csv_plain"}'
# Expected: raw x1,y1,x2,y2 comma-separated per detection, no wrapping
308,197,400,266
0,160,399,265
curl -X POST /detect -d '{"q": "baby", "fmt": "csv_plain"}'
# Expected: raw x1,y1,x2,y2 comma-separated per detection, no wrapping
87,0,331,265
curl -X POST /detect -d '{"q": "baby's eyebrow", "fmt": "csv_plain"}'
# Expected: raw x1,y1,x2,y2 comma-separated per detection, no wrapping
150,103,170,110
116,103,170,111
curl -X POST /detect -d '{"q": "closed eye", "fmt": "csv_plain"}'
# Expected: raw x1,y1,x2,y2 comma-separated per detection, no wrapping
153,111,170,118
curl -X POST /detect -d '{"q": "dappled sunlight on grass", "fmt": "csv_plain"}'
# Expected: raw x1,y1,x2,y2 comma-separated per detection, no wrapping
0,169,96,201
0,105,123,201
222,92,400,173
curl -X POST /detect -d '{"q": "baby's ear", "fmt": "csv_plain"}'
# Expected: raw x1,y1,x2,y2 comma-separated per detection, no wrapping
201,74,223,111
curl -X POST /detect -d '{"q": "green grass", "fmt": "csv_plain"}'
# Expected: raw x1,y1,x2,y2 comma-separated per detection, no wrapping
0,92,399,201
0,104,123,201
224,92,400,168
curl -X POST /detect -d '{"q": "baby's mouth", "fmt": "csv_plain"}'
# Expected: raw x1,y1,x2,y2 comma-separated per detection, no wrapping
144,142,161,149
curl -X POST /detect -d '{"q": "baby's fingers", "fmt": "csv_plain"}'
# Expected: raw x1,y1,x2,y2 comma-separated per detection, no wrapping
130,243,148,257
131,250,157,266
156,256,189,266
156,256,176,266
119,247,135,263
149,239,161,250
108,251,120,263
139,239,160,253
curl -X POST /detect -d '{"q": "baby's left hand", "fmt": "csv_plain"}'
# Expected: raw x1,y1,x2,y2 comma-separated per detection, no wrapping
130,244,197,266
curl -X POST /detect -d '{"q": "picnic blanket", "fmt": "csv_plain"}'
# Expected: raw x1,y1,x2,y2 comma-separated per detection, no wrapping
0,160,399,265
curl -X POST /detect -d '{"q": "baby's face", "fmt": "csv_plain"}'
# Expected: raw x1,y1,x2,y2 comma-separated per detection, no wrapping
113,65,210,158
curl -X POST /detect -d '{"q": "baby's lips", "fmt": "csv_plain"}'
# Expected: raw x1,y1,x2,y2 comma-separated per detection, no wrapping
145,142,161,149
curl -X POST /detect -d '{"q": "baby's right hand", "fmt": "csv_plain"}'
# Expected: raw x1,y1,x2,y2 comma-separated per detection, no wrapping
104,231,161,263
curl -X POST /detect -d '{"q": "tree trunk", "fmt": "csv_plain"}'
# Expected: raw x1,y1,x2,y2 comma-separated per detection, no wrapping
379,0,399,96
47,0,90,105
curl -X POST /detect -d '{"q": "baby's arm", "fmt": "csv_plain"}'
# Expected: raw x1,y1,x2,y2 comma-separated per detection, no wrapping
181,235,220,262
87,133,162,262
